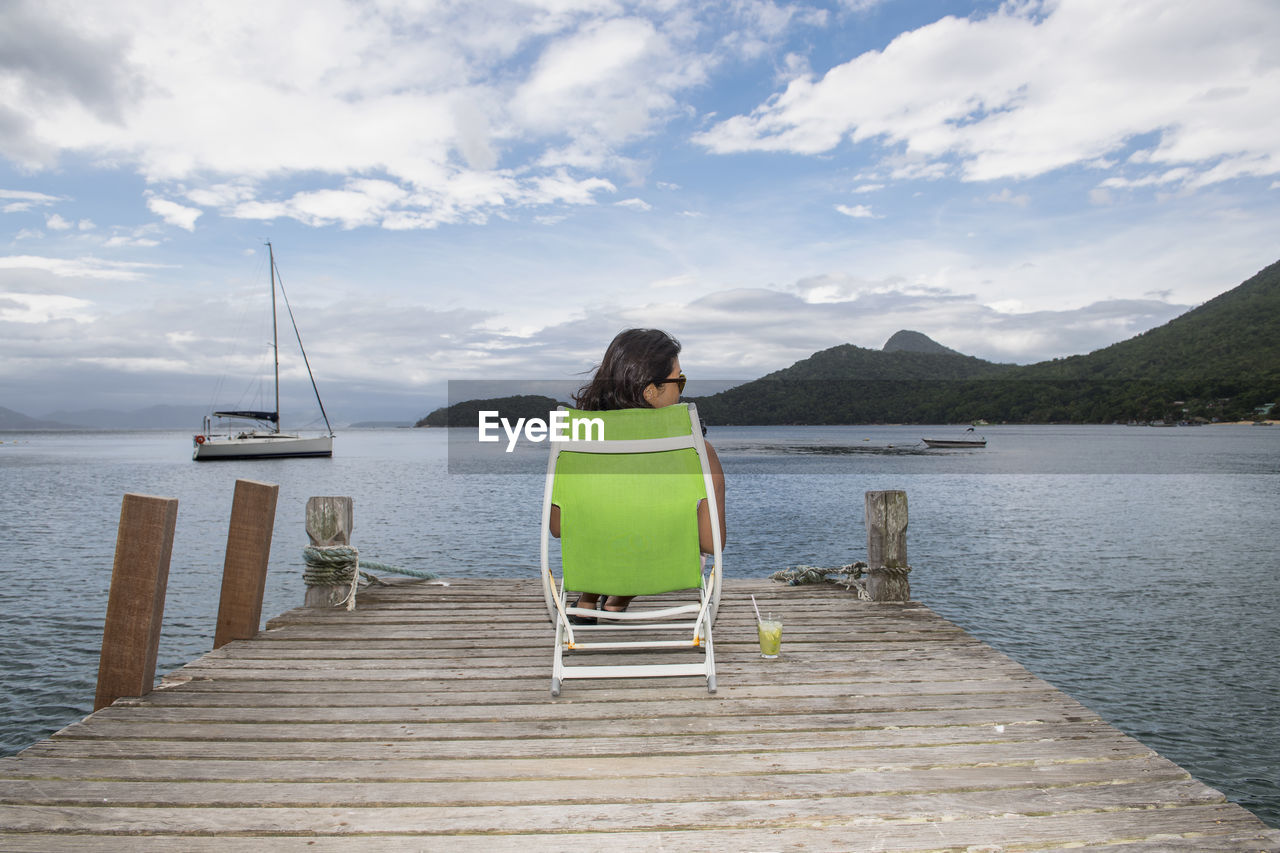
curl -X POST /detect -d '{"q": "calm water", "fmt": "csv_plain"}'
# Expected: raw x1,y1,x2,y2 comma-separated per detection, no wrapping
1,424,1277,825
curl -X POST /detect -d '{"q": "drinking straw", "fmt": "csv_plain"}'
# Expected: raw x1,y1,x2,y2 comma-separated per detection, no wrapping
750,594,764,626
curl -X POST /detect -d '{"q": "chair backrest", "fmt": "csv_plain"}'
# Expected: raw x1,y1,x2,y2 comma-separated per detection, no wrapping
548,405,709,597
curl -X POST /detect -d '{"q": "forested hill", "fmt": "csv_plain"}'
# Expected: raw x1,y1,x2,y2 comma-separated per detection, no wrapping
1019,258,1280,381
690,337,1013,425
691,260,1279,425
757,341,1011,382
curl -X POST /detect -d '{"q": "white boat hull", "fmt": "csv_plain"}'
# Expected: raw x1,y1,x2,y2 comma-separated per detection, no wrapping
193,433,332,461
922,438,987,448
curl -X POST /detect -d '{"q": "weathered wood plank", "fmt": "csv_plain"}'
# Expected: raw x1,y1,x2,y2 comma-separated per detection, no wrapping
89,689,1094,725
0,736,1153,782
0,755,1198,806
116,678,1052,706
212,479,278,649
4,819,1278,853
0,795,1259,837
11,718,1124,761
2,577,1274,850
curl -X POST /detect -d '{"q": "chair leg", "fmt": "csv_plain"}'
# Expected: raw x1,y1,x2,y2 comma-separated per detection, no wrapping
551,618,566,697
704,624,716,694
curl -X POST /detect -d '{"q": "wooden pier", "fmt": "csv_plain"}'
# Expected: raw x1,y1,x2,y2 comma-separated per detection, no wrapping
1,578,1277,851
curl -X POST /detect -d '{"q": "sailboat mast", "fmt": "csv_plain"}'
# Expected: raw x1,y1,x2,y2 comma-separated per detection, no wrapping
268,241,280,435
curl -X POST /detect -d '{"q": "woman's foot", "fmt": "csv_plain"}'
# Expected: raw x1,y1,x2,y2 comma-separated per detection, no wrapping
602,596,632,612
568,594,601,625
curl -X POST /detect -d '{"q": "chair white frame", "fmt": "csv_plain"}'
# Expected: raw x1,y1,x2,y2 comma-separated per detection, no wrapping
540,403,723,696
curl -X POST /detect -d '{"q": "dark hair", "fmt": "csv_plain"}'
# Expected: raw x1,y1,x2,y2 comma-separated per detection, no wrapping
573,328,681,410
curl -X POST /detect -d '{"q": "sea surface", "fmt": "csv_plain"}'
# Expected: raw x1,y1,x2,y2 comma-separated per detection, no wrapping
1,424,1277,826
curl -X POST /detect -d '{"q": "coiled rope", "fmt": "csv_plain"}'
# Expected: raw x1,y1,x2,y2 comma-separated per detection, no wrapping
768,561,911,601
768,561,872,599
302,545,438,610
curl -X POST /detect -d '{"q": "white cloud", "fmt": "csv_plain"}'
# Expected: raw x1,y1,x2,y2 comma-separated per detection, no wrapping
987,188,1030,207
102,235,161,248
615,197,652,211
0,189,63,203
0,3,729,232
232,179,408,229
853,183,883,193
46,213,73,230
0,255,164,280
525,171,616,206
1,189,64,213
696,0,1280,190
146,197,202,231
651,273,697,289
0,2,841,236
835,203,877,218
0,292,93,323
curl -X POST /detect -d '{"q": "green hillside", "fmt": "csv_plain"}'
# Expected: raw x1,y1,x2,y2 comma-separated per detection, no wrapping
1023,259,1279,381
416,394,566,427
691,342,1012,424
692,260,1280,424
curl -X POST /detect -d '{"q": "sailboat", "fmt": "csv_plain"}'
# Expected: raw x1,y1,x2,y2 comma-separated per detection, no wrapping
193,243,334,461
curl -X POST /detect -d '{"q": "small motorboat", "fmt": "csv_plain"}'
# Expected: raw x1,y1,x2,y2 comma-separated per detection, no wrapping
922,437,986,448
922,427,986,448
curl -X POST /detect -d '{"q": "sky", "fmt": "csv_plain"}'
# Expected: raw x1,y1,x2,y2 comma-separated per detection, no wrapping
2,0,1279,423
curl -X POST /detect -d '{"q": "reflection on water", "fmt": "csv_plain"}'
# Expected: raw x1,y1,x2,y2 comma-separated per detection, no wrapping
1,424,1278,826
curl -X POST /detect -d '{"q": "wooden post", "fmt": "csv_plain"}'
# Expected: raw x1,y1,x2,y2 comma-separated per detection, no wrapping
304,496,354,608
213,479,280,649
865,490,911,602
95,493,179,711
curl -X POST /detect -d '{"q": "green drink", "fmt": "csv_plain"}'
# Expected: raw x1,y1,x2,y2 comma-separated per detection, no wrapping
757,619,783,658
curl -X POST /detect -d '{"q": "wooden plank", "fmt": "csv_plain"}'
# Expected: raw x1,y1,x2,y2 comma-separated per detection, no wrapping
112,678,1054,705
2,577,1275,850
213,479,279,649
10,719,1125,761
94,493,179,711
4,819,1278,853
87,688,1095,723
0,795,1259,837
0,736,1154,782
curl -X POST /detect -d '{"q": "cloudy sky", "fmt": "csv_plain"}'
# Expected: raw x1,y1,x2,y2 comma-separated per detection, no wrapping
2,0,1278,421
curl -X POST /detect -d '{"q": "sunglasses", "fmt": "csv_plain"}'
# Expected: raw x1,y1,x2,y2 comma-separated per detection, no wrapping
653,372,687,393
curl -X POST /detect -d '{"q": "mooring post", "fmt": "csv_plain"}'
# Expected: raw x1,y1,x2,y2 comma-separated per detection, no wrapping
95,493,179,711
864,489,911,602
213,479,280,649
304,496,355,608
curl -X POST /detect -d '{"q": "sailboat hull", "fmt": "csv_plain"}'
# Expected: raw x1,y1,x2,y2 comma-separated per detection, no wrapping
193,433,333,461
193,243,334,462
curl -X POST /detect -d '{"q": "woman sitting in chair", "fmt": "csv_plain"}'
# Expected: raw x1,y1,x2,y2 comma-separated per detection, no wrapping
549,328,727,620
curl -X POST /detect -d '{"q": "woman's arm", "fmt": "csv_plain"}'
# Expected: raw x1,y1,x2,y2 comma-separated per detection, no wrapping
698,439,727,554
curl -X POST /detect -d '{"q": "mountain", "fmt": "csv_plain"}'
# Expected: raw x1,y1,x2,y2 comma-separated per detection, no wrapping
1020,260,1280,382
689,337,1013,424
692,260,1279,424
882,330,965,357
416,394,567,427
0,406,80,430
39,405,210,430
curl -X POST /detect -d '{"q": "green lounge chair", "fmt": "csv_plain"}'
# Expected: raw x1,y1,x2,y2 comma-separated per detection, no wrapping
539,403,723,696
